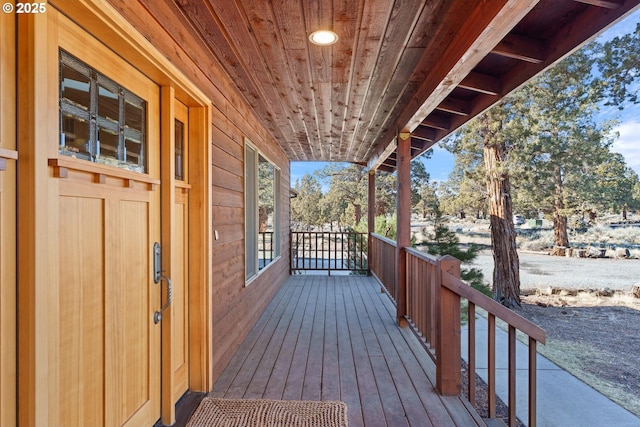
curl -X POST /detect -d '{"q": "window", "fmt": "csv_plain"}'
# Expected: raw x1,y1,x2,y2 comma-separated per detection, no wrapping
59,50,147,173
245,141,280,281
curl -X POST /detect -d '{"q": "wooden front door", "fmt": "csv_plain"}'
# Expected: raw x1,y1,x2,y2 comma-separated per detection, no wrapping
56,163,161,427
54,49,161,427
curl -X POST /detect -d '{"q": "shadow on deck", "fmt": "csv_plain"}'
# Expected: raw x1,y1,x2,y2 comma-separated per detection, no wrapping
209,275,486,427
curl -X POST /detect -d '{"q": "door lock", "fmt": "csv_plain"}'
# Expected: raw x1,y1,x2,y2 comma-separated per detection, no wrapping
152,242,172,324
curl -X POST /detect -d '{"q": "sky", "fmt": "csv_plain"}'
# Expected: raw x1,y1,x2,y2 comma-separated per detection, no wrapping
291,9,640,187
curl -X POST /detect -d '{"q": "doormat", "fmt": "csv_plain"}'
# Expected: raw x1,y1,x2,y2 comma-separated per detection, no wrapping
186,397,348,427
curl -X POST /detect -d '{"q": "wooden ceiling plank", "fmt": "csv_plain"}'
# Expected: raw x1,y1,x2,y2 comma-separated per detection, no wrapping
353,46,424,161
123,0,294,155
332,0,361,162
272,0,322,160
304,0,336,160
492,33,545,63
350,0,427,161
179,0,300,155
245,0,319,159
340,0,390,162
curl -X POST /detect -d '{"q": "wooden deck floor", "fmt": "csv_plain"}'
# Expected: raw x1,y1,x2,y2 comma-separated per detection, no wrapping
210,275,485,427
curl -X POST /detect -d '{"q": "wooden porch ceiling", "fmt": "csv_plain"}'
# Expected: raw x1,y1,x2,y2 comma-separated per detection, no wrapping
143,0,638,171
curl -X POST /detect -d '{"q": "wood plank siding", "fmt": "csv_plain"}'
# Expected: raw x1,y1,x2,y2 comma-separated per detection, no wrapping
211,275,485,427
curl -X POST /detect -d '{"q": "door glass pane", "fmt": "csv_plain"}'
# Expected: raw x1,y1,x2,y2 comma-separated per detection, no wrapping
61,63,90,109
98,83,119,123
97,126,119,166
59,50,148,173
175,119,184,180
61,113,92,160
60,62,91,159
125,97,146,172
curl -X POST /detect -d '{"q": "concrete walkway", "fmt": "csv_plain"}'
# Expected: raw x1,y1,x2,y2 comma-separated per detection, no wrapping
462,315,640,427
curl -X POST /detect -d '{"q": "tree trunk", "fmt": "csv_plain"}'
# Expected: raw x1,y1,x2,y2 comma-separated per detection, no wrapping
552,165,569,249
354,204,362,224
484,140,521,308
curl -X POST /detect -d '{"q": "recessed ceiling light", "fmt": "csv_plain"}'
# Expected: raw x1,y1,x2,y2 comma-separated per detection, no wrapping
309,30,339,46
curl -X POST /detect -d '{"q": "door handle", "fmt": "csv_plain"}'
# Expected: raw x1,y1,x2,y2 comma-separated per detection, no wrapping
154,275,172,324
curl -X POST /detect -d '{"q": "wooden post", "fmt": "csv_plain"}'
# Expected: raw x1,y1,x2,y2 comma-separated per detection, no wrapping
436,256,462,396
367,170,376,275
396,129,411,325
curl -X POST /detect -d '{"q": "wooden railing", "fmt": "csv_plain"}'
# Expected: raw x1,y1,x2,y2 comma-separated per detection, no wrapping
370,234,546,427
290,231,367,274
369,233,397,300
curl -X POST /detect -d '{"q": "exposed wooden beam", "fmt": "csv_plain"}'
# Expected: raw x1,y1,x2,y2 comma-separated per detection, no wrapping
400,0,540,130
445,0,640,150
377,164,396,174
436,98,471,116
492,33,545,63
459,72,501,95
412,125,436,141
421,114,451,131
369,0,540,171
368,137,397,172
411,138,437,158
573,0,622,9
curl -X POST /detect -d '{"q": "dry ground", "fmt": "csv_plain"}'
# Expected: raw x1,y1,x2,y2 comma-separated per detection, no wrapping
515,292,640,417
415,218,640,418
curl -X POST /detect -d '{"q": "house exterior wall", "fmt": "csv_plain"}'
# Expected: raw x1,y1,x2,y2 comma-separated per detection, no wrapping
6,1,291,425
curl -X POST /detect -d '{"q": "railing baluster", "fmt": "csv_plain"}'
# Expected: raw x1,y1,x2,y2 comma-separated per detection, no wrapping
529,337,538,427
468,302,476,406
488,313,496,418
509,325,517,426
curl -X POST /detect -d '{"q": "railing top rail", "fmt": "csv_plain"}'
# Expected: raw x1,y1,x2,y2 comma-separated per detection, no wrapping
370,233,397,247
441,270,546,343
405,246,438,265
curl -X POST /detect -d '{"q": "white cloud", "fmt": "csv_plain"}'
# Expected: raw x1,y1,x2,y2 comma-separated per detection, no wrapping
611,120,640,175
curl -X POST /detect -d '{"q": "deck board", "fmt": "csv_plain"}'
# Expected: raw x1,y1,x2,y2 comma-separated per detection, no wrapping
210,275,485,427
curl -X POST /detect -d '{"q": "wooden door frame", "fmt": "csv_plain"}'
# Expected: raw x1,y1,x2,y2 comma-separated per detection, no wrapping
160,90,210,426
0,12,17,427
17,2,214,425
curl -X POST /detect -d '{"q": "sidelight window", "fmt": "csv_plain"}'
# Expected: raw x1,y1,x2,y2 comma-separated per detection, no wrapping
59,50,147,173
